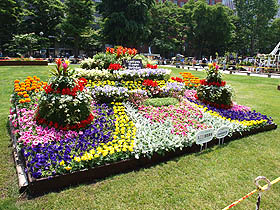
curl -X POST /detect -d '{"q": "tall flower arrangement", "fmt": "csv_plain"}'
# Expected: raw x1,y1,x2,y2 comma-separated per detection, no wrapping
35,59,93,130
196,63,233,109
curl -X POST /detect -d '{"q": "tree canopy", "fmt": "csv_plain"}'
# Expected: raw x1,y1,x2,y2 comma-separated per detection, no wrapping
61,0,96,56
233,0,278,55
97,0,155,47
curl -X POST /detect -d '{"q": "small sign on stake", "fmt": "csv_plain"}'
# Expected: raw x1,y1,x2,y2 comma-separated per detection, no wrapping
216,126,230,144
196,128,214,150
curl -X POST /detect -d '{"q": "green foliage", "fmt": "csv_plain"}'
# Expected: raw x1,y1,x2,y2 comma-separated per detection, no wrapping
61,0,95,56
97,0,155,46
5,33,49,57
81,53,118,70
0,0,22,53
21,0,64,37
149,1,184,57
233,0,278,55
181,0,234,57
143,97,179,107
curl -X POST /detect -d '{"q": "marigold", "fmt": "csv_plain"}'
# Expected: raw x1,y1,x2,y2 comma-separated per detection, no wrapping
19,99,25,103
26,87,31,91
18,92,23,96
23,94,29,98
14,80,20,83
25,98,31,103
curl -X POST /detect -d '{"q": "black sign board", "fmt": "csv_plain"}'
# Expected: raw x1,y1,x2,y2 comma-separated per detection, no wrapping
126,59,143,70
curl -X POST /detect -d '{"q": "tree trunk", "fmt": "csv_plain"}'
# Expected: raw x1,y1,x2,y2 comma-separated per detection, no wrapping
74,35,79,57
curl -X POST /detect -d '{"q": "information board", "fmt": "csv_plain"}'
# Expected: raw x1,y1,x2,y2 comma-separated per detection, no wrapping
126,59,143,70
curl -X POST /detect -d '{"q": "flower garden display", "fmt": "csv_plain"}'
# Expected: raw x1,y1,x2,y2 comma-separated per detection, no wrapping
196,63,233,109
9,50,277,195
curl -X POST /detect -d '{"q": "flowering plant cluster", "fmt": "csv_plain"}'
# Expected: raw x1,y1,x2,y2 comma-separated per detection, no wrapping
106,46,137,57
196,63,233,108
91,85,129,103
142,79,158,88
200,79,226,87
179,72,200,88
36,60,93,130
114,68,171,81
170,77,183,83
11,76,46,108
146,64,158,69
108,63,122,71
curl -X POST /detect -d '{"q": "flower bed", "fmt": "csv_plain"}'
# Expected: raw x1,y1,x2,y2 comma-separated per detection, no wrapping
0,60,48,66
9,56,277,195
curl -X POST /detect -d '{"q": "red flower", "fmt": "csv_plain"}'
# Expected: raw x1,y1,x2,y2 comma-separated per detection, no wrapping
56,58,62,68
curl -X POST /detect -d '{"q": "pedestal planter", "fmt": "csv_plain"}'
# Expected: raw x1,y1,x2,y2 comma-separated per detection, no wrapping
9,122,277,196
0,61,48,66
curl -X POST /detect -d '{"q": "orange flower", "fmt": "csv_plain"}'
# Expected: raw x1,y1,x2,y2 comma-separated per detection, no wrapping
31,86,36,91
15,88,20,92
20,88,25,91
23,94,29,98
25,98,31,103
36,78,40,81
19,99,25,103
26,87,31,91
14,80,20,83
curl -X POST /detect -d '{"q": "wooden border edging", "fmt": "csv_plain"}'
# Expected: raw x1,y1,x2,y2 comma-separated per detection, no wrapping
0,61,48,66
10,123,277,196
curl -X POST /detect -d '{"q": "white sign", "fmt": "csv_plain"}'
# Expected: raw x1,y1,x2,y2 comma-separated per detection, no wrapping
196,128,214,145
216,126,230,139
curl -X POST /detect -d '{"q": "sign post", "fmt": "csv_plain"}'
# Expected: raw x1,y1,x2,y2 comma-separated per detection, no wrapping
216,126,230,145
125,59,143,70
196,128,214,151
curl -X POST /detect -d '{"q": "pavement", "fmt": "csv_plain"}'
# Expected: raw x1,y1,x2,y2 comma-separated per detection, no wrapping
164,65,280,79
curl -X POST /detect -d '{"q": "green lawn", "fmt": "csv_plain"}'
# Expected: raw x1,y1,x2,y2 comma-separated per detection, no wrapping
0,66,279,210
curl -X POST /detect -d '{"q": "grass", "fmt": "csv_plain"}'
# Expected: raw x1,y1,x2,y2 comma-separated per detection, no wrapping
0,66,279,210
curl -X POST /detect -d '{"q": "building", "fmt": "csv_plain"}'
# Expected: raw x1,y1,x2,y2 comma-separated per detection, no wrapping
222,0,234,9
156,0,222,7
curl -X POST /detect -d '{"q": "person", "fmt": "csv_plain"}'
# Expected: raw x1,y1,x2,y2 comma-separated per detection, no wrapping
192,58,196,67
0,51,2,58
201,57,207,68
223,59,226,71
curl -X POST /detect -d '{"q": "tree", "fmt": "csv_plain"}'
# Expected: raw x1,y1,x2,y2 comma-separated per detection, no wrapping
181,0,234,58
61,0,95,56
149,1,185,57
5,33,49,57
97,0,155,47
233,0,278,55
0,0,22,54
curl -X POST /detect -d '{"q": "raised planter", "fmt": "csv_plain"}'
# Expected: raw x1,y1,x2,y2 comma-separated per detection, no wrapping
9,122,277,196
0,61,48,66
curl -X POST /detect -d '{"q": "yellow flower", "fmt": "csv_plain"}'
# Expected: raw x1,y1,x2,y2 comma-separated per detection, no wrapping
65,166,72,171
74,156,81,162
60,160,65,166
